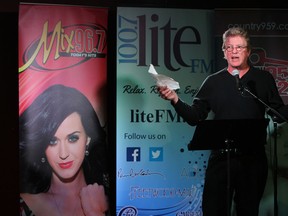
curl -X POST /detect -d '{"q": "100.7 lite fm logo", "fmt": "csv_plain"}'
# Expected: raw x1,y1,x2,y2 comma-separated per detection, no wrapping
117,13,213,72
19,20,107,73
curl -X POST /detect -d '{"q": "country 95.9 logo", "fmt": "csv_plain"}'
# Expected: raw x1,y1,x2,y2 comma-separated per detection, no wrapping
250,47,288,104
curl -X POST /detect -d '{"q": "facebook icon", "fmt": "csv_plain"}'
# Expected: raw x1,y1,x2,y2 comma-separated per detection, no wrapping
127,147,140,162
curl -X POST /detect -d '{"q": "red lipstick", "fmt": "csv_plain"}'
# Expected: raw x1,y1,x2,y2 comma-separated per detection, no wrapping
58,161,73,169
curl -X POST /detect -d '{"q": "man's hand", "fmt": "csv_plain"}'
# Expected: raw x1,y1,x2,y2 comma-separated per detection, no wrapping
158,86,179,104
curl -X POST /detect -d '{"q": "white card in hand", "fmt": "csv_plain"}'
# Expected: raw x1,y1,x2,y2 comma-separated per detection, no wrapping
148,64,180,90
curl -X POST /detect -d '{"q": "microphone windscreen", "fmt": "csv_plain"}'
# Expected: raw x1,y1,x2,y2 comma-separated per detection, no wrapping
232,69,239,76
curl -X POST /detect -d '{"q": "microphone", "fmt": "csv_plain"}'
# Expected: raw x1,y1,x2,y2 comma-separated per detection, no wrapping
232,69,243,91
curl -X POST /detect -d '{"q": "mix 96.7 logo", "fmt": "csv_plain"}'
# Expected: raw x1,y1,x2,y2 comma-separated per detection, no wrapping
19,21,107,73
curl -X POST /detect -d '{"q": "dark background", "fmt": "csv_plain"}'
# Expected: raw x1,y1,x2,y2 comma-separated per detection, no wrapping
1,0,287,214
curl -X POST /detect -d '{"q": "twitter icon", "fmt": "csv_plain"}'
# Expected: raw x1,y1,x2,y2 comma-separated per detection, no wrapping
149,147,163,161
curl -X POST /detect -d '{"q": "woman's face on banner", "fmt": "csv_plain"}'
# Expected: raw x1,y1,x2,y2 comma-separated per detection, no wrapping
45,112,90,180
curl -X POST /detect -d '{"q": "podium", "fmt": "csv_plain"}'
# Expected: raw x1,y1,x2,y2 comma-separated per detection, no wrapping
188,118,270,215
188,118,270,151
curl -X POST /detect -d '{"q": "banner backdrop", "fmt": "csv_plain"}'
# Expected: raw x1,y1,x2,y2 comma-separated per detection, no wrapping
19,4,108,124
214,9,288,216
116,7,214,215
19,4,108,215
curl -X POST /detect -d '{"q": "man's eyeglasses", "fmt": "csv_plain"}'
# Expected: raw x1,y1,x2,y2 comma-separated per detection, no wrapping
224,45,247,52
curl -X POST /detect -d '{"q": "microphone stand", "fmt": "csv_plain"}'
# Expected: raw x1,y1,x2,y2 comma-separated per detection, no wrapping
240,86,288,216
272,120,278,216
